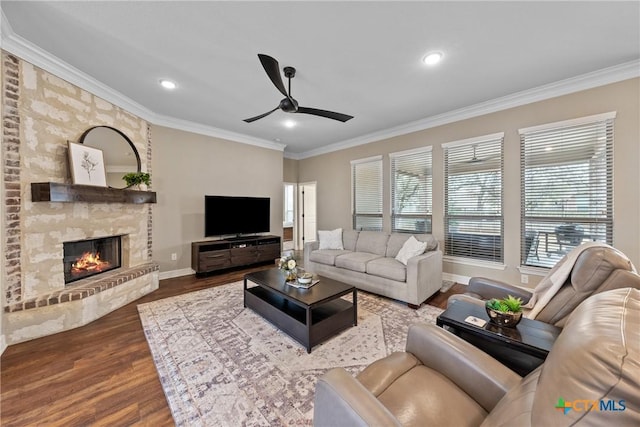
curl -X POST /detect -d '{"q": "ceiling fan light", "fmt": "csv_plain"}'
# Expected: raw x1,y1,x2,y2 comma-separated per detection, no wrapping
284,120,296,128
423,52,443,66
159,79,177,90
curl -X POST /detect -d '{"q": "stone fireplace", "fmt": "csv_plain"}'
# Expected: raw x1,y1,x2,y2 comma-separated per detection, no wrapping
63,236,122,284
2,52,159,346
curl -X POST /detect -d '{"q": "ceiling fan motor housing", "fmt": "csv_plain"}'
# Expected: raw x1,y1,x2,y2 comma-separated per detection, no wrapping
280,97,298,112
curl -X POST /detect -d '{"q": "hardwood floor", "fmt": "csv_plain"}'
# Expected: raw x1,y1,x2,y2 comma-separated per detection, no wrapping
0,264,465,426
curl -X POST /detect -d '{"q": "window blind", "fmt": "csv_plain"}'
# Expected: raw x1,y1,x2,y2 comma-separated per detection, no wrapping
443,133,504,262
519,113,614,268
352,156,383,231
390,147,432,233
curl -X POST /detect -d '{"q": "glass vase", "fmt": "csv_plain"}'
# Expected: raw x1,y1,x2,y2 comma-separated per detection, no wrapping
285,268,297,283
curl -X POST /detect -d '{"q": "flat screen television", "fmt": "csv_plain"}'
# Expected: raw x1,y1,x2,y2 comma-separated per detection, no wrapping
205,195,270,237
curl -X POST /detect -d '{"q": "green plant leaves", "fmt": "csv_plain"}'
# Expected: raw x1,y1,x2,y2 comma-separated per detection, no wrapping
486,295,522,313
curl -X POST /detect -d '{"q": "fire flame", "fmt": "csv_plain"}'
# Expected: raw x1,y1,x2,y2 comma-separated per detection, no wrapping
71,251,111,275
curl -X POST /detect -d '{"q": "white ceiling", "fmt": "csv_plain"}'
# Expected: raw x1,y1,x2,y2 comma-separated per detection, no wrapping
1,1,639,158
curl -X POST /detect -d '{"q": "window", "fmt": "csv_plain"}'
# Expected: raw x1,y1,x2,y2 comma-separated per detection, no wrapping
352,156,383,231
520,112,614,268
390,147,432,233
443,133,504,262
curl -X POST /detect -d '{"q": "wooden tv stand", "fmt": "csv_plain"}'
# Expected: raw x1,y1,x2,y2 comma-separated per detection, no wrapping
191,235,281,275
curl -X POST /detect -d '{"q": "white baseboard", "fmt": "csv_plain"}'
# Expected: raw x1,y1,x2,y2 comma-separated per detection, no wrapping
0,334,7,356
443,273,471,285
159,268,195,281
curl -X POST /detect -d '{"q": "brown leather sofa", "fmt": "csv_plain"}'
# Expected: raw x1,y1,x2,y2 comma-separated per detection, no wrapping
449,245,640,326
314,288,640,427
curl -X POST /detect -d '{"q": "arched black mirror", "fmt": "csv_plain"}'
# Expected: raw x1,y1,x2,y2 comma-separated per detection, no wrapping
79,126,141,189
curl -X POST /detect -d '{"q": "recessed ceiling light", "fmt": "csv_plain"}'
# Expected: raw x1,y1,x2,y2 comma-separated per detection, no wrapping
422,52,443,66
159,79,177,90
284,120,296,128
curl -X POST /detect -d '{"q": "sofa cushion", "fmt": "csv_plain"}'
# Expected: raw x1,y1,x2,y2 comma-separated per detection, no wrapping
318,228,344,250
386,233,438,258
356,231,390,256
366,257,407,282
310,249,352,266
377,365,487,427
386,234,412,258
335,252,382,273
343,230,360,252
417,234,439,251
395,236,427,265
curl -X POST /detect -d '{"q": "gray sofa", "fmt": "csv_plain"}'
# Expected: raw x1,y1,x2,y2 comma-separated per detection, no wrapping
304,230,442,307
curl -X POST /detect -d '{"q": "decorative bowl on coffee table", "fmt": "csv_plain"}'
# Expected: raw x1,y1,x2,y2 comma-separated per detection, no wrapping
297,275,313,285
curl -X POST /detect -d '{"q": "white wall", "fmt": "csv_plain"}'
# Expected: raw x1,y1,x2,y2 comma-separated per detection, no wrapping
151,125,284,277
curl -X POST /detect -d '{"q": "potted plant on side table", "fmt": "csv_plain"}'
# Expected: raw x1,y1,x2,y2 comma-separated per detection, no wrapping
485,295,523,328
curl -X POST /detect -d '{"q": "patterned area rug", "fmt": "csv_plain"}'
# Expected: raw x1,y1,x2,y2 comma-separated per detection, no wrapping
138,281,444,426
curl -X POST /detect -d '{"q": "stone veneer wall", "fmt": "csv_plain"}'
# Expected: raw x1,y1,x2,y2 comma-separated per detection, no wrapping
1,52,158,345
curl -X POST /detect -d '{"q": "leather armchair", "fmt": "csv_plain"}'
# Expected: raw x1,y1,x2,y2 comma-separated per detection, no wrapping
449,245,640,326
314,288,640,427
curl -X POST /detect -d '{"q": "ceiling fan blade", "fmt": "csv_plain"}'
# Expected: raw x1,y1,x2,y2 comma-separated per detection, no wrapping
243,106,279,123
258,54,289,98
296,107,353,122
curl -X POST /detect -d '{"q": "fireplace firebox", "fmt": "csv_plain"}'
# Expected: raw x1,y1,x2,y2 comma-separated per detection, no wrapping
63,236,122,284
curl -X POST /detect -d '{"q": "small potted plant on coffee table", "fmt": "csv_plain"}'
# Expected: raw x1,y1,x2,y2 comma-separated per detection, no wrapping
485,295,523,328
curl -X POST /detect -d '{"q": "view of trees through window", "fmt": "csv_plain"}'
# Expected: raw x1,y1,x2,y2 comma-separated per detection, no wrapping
520,114,613,268
391,149,432,233
444,135,504,262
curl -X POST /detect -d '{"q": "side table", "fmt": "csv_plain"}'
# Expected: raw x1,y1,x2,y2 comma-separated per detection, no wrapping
436,300,562,376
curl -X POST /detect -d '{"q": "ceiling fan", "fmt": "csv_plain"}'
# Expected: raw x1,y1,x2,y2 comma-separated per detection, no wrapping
243,54,354,123
464,145,498,164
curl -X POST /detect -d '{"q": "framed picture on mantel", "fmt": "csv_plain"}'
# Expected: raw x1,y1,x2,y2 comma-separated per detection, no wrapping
68,141,107,187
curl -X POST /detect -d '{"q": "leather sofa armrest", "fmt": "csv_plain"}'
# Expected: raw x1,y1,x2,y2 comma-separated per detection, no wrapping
314,368,401,427
405,323,521,412
468,277,533,303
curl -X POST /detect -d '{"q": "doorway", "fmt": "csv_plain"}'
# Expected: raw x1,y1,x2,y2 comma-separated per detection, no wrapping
297,182,317,250
283,183,296,251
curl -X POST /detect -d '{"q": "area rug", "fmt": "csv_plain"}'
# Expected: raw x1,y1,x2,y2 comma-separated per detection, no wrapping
138,281,444,426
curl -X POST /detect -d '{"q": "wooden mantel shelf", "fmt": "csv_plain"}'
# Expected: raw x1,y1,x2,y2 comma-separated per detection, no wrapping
31,182,157,204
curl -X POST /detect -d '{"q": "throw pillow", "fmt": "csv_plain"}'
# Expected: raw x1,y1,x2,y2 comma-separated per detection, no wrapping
395,235,427,265
318,228,344,250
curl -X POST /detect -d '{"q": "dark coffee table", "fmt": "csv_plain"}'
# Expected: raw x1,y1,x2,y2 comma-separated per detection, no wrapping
436,300,561,375
244,269,357,353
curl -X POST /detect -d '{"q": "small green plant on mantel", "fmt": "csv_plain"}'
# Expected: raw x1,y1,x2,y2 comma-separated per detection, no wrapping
486,295,523,313
123,172,151,189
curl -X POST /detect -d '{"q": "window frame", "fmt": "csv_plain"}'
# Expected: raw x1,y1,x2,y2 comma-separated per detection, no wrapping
390,146,433,234
351,155,383,231
442,132,505,263
519,112,615,268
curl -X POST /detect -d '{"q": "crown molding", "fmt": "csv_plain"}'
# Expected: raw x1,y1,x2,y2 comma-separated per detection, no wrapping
0,9,284,153
295,59,640,159
151,113,286,151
